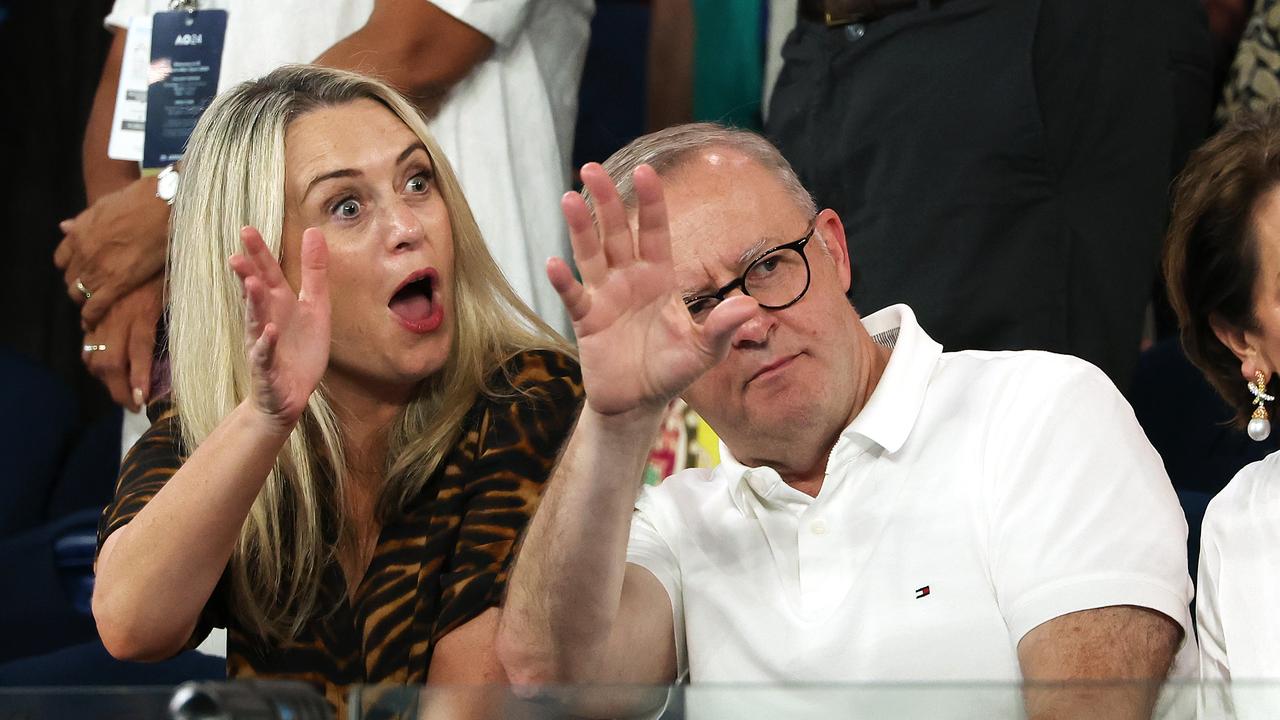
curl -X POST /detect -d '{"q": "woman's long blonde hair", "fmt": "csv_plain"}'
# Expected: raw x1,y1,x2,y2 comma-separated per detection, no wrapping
168,65,572,642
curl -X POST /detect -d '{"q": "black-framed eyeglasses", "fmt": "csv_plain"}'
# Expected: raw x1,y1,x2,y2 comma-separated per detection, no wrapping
683,219,817,323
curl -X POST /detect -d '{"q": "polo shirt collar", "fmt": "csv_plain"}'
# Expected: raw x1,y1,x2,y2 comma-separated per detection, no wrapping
842,303,943,455
718,304,942,514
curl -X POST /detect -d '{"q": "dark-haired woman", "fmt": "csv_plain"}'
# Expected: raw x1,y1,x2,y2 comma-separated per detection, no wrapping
1165,103,1280,701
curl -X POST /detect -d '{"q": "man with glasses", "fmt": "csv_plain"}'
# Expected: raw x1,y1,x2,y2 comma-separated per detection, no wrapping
498,124,1194,716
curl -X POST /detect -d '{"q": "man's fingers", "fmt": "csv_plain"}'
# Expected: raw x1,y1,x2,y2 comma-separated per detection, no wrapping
633,165,672,265
127,309,158,411
53,235,73,269
563,192,606,286
81,283,121,326
298,228,329,305
81,295,106,325
580,163,635,267
87,341,132,410
62,262,89,303
700,295,758,358
65,275,88,305
547,257,590,323
104,365,133,409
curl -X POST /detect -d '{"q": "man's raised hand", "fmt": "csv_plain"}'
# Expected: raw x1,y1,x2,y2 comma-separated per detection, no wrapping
547,163,756,418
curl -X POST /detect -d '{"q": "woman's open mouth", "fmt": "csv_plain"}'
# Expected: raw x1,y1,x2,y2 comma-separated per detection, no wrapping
388,268,444,334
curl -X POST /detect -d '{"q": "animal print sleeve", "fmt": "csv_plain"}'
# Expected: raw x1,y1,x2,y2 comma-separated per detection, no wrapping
96,401,186,555
431,349,584,642
95,400,228,648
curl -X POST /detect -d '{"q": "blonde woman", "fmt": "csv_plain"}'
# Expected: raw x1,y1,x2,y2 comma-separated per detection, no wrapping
91,65,582,707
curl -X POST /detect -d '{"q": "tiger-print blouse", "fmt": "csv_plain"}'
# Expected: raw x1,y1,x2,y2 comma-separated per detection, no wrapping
96,349,583,710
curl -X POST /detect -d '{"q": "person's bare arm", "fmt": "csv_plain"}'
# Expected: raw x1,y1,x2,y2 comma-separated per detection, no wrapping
498,407,678,688
415,608,508,720
314,0,494,118
93,228,331,660
57,24,169,327
94,400,297,659
82,27,143,204
496,164,756,694
430,605,670,720
427,608,508,684
1018,605,1181,720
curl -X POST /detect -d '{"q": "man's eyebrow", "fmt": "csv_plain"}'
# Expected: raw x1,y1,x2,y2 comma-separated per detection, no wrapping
680,235,785,302
736,238,773,268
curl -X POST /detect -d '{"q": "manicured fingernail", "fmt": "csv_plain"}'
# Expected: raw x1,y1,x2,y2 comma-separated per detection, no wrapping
132,387,145,406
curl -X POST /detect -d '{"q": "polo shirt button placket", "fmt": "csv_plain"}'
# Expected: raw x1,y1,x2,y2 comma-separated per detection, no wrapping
798,514,835,616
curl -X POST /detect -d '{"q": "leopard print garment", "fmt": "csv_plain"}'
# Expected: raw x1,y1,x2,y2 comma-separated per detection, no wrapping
96,349,583,712
1218,0,1280,124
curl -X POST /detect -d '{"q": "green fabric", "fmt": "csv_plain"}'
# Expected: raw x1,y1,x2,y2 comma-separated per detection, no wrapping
692,0,765,130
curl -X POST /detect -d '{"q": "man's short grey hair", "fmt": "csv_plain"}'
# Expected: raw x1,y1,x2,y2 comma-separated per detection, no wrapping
592,122,817,217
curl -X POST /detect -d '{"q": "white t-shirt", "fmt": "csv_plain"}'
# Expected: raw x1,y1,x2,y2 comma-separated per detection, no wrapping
105,0,590,335
628,304,1196,690
1197,450,1280,718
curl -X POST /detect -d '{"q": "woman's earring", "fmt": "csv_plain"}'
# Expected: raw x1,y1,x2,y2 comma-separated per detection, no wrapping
1248,370,1274,442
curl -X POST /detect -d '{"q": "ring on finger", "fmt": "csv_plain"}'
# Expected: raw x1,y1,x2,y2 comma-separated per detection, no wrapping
82,343,108,353
74,278,93,300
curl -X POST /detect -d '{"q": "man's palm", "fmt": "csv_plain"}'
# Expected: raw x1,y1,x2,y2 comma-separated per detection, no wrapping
550,164,756,417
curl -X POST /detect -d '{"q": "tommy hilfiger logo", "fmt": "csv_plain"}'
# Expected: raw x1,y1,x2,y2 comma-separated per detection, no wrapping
915,586,930,599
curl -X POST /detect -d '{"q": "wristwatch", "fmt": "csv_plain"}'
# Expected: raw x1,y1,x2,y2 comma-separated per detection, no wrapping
156,164,180,205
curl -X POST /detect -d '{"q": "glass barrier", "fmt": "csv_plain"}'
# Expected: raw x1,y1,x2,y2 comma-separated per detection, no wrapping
0,686,172,719
354,682,1280,720
7,681,1280,720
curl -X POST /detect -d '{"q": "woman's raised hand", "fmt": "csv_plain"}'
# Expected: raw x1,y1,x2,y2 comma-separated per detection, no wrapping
547,164,756,418
228,227,331,428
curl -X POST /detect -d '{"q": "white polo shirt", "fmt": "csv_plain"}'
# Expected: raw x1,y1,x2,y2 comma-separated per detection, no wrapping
627,304,1196,685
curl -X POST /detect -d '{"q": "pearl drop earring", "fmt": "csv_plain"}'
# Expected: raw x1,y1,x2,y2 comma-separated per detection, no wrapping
1247,370,1273,442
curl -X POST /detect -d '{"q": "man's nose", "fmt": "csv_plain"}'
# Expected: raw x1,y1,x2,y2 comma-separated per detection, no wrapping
731,303,774,348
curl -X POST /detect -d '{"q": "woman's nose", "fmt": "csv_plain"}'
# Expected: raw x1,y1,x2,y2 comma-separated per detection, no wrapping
386,199,426,252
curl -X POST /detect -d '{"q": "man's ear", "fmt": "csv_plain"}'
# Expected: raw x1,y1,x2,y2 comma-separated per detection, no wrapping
815,209,851,293
1210,313,1266,379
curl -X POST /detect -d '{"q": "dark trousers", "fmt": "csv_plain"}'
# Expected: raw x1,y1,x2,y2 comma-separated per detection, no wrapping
766,0,1212,386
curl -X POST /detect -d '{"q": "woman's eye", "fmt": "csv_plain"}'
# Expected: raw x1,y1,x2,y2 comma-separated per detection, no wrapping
335,199,360,219
406,174,429,194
